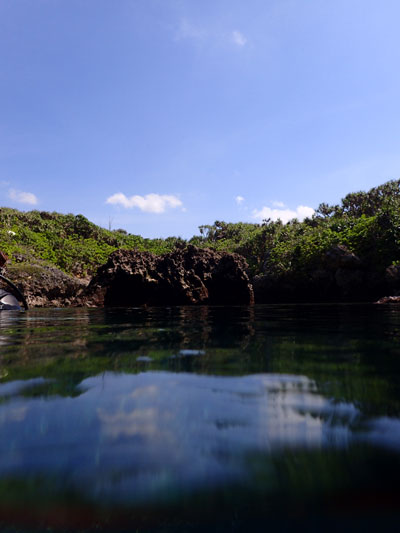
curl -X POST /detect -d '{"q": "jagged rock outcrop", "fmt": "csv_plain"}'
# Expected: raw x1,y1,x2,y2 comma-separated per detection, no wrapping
5,259,88,308
253,245,388,302
83,246,254,307
6,243,399,307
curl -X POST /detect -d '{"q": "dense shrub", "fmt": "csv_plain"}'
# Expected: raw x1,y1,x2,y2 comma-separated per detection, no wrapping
190,179,400,278
0,209,178,276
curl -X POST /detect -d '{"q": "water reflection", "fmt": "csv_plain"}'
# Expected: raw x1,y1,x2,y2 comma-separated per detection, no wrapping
0,371,362,502
0,305,400,530
1,305,399,414
0,367,396,510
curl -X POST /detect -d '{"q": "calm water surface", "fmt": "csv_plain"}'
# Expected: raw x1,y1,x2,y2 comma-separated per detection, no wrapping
0,304,400,531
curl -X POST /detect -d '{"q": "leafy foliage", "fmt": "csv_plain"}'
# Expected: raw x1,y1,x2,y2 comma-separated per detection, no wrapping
0,209,180,276
190,179,400,278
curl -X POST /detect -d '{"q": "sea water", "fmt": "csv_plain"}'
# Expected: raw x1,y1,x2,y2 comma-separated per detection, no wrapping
0,304,399,531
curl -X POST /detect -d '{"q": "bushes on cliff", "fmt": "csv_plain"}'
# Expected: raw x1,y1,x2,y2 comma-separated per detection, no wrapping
191,179,400,278
0,209,177,276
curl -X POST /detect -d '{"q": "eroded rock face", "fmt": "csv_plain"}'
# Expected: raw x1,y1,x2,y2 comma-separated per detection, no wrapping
83,246,254,307
5,261,88,308
253,245,382,302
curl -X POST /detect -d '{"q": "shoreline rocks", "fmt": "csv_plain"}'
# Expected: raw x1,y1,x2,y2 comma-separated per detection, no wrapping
83,246,254,307
4,245,400,307
5,260,88,308
253,245,399,303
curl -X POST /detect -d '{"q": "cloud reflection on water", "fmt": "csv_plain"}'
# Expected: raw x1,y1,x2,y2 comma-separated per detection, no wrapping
0,370,366,503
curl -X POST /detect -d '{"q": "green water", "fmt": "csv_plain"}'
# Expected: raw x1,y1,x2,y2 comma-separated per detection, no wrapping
0,304,400,532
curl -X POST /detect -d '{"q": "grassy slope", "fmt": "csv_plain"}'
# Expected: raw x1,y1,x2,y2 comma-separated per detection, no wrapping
0,208,182,277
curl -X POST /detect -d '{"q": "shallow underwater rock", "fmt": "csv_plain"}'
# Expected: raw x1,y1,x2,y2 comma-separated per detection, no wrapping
83,245,254,307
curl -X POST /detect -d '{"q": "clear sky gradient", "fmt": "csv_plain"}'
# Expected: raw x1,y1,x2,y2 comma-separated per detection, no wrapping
1,0,400,238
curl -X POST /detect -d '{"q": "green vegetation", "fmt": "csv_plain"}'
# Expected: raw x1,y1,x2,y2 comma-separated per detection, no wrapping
189,179,400,278
0,209,182,276
0,179,399,280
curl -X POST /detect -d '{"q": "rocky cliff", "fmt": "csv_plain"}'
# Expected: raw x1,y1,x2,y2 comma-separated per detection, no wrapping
83,245,254,307
4,245,399,308
253,245,400,303
5,257,87,308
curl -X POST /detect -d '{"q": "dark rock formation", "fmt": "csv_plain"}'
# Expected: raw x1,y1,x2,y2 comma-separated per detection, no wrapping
5,259,88,308
253,245,390,303
385,264,400,288
374,266,400,303
334,268,365,297
6,243,400,307
323,244,362,270
83,246,254,307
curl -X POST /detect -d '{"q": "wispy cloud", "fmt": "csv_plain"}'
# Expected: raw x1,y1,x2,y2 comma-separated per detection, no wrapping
175,19,248,49
272,200,285,208
106,193,183,214
232,30,247,47
252,204,314,223
235,195,245,205
8,188,38,205
175,18,206,42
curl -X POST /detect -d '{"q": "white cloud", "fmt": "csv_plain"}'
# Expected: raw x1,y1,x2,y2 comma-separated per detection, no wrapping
235,195,245,205
296,205,316,219
8,188,38,205
252,205,315,224
272,200,285,208
232,30,247,47
106,193,183,214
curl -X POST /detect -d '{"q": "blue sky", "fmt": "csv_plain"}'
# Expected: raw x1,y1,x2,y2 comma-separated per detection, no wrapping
1,0,400,238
